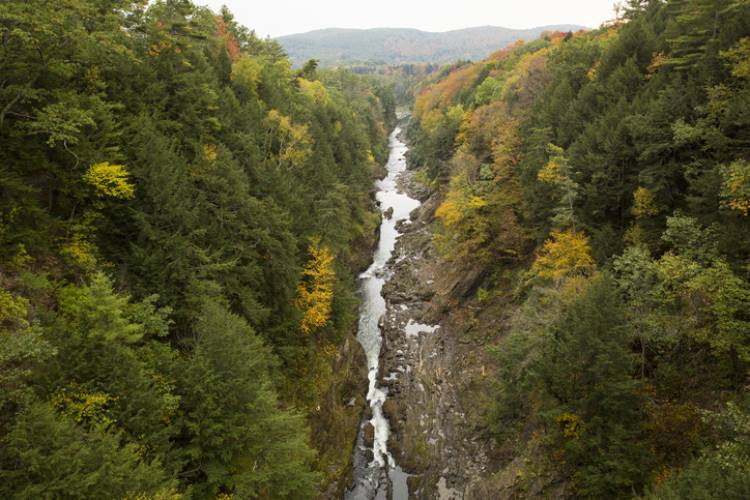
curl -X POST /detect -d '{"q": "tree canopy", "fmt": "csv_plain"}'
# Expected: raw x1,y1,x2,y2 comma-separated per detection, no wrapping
0,0,395,497
408,1,750,496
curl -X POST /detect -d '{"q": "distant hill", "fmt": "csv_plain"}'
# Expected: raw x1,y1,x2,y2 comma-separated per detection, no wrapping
276,25,587,66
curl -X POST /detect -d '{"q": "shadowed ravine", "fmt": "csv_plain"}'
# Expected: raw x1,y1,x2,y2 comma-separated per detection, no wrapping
345,124,419,500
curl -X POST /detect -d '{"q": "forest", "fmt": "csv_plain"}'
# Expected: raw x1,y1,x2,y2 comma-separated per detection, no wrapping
407,0,750,497
3,0,750,498
0,0,395,497
276,25,584,67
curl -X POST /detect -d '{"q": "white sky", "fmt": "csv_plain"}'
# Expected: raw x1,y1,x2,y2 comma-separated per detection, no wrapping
199,0,618,38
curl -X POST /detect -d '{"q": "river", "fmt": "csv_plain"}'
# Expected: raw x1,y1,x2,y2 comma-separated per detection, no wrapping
345,124,420,500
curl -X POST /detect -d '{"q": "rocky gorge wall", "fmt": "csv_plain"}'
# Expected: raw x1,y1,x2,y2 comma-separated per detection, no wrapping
376,157,511,499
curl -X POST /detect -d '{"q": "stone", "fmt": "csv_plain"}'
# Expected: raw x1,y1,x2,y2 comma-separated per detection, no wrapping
363,422,375,448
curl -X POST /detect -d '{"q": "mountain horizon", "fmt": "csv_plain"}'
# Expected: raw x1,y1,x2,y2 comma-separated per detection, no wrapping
276,24,588,66
279,23,588,35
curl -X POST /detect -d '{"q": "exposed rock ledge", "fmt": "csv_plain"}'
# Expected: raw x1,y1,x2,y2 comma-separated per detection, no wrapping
377,167,499,499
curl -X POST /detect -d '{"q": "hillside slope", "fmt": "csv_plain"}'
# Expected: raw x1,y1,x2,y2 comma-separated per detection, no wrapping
277,25,587,66
401,1,750,497
0,1,395,497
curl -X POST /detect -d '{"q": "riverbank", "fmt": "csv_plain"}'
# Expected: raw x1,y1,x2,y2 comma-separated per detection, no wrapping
345,122,517,499
375,155,507,498
346,124,421,499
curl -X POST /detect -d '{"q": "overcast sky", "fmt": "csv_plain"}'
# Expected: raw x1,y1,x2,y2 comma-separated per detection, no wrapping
199,0,617,38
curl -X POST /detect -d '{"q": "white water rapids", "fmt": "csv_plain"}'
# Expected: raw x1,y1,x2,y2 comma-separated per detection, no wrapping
346,125,420,499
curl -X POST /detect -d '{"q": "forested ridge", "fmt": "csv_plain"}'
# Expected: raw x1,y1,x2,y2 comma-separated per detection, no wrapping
0,0,395,498
276,25,585,67
407,0,750,497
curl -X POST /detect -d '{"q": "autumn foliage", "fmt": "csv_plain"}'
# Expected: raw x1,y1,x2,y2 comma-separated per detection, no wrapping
532,229,595,282
410,2,750,498
0,0,395,496
83,162,135,200
296,237,336,334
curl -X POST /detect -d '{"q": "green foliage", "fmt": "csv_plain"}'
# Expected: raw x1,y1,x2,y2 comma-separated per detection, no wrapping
434,166,491,260
660,214,719,263
544,277,645,496
231,55,263,97
2,402,175,499
175,300,319,498
537,144,580,230
0,0,395,496
58,273,146,344
649,401,750,499
409,105,464,179
411,2,750,497
474,76,502,105
494,276,646,497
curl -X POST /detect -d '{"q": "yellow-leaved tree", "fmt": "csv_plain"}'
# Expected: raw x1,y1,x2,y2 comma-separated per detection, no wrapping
296,237,335,334
264,110,313,169
434,168,490,261
632,186,660,218
532,228,596,282
625,186,661,246
720,160,750,216
298,78,330,105
83,162,135,199
231,55,262,96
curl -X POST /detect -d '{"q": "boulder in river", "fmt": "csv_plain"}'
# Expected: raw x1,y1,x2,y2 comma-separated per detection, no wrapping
363,421,375,448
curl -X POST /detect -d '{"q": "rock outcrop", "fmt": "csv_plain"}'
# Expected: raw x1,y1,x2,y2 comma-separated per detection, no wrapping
377,167,501,499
